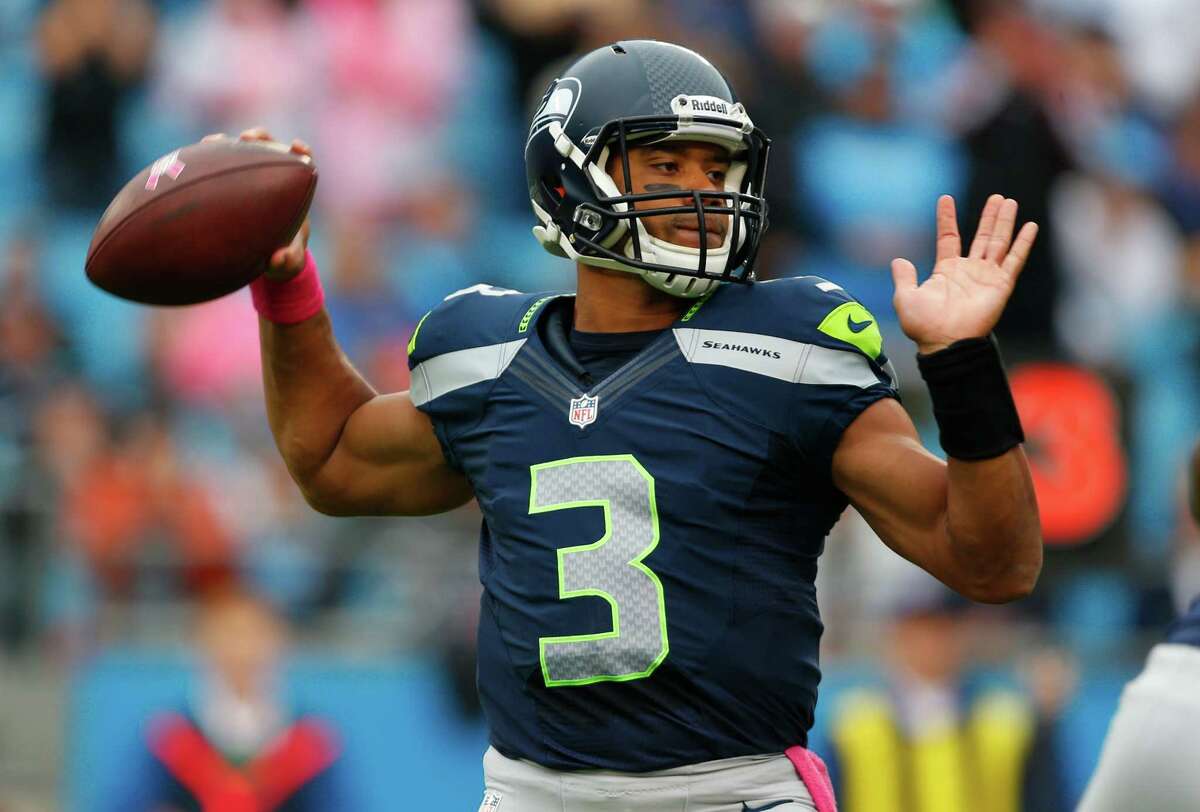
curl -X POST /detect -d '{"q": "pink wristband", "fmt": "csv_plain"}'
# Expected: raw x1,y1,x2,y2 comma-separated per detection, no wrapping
250,249,325,324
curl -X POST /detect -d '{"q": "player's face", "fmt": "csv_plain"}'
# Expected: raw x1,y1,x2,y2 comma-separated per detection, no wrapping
607,141,732,250
199,597,285,696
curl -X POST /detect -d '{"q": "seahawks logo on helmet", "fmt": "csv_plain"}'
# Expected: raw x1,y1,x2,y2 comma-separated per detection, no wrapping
527,77,581,150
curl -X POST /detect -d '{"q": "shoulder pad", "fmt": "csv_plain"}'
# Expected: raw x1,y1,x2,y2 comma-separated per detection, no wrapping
406,285,561,366
692,276,888,364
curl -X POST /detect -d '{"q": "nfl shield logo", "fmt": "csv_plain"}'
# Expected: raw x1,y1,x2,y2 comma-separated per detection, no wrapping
568,394,599,428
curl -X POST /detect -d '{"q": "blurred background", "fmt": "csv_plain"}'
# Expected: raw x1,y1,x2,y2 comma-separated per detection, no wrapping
0,0,1198,809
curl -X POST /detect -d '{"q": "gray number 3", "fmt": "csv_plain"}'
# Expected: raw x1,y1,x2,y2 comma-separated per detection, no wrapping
529,455,669,687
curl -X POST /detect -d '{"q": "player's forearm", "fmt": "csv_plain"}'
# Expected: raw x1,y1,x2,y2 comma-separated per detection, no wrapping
942,446,1042,603
259,311,376,489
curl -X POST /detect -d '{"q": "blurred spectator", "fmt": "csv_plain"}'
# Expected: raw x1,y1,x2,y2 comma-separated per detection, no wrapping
822,573,1065,812
0,237,71,652
788,0,965,326
743,0,827,266
1103,0,1200,118
943,0,1072,355
1158,92,1200,235
1018,645,1078,812
1051,175,1181,370
1123,116,1200,558
36,0,155,210
110,586,354,811
476,0,659,110
47,406,237,601
1049,23,1180,371
153,0,309,141
306,0,469,222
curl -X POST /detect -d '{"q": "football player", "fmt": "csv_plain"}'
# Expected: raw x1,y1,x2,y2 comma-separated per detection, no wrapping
236,40,1042,811
1077,440,1200,811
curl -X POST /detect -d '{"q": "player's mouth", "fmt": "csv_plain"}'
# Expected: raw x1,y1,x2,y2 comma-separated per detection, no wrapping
670,214,728,249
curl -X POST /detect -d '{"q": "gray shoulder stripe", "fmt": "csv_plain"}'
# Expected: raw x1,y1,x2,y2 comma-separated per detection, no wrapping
672,328,880,388
409,339,526,407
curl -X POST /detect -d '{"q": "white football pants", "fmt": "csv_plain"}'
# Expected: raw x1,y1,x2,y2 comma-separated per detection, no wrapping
479,745,817,812
1077,644,1200,811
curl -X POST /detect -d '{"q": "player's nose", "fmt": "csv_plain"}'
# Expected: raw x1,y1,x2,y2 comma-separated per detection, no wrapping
679,161,723,194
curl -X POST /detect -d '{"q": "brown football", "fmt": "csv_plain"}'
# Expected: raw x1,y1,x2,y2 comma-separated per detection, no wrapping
85,138,318,305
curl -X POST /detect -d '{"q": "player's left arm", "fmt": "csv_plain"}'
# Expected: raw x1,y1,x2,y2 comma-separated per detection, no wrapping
832,194,1043,603
833,399,1040,603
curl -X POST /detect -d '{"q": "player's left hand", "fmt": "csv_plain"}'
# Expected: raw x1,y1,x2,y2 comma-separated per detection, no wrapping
890,194,1038,355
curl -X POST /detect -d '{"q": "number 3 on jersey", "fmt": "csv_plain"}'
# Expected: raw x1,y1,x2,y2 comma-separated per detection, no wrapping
529,455,670,687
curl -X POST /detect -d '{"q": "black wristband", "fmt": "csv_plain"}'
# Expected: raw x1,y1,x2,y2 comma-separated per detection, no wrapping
917,335,1024,461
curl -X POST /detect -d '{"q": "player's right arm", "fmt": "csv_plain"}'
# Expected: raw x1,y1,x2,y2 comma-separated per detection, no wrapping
260,312,473,516
236,129,473,517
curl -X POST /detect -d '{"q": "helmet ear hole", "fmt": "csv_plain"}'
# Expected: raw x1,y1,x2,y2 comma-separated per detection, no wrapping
541,177,565,202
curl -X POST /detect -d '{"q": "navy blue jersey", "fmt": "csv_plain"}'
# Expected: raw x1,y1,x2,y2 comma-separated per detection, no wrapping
1166,595,1200,647
407,278,899,771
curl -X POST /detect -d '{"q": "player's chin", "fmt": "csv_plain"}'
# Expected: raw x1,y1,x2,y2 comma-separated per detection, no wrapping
668,227,725,250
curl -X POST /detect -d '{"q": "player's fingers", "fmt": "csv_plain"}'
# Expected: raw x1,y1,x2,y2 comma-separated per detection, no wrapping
201,133,226,143
935,195,961,263
968,194,1002,260
267,221,310,277
290,139,312,157
890,257,919,296
239,127,272,142
986,198,1019,264
1000,221,1039,278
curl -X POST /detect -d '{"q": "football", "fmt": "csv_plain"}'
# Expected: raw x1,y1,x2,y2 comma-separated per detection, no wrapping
85,137,318,306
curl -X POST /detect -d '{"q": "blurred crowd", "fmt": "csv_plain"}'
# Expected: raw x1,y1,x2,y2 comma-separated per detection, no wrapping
2,0,1200,808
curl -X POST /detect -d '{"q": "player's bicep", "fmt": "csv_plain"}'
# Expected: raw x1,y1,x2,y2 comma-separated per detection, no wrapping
307,392,473,517
831,398,955,576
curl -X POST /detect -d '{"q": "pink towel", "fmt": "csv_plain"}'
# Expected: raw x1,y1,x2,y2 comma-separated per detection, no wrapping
784,746,838,812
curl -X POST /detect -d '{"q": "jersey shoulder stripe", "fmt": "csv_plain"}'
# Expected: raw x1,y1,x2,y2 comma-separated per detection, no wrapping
672,328,880,388
407,286,566,406
410,339,527,407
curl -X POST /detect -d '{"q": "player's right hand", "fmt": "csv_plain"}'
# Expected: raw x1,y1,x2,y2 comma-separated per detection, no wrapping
201,127,313,281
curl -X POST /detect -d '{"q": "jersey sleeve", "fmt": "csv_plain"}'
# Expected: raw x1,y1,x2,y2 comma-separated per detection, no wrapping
776,277,901,462
406,285,553,469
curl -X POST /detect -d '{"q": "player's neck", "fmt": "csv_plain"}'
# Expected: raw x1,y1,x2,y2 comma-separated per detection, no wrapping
574,265,689,333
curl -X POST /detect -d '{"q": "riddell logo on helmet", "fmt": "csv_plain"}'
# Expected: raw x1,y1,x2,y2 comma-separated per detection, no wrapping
686,98,729,115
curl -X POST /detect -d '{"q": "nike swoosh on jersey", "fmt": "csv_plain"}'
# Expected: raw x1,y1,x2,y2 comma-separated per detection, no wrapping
847,315,873,333
742,801,793,811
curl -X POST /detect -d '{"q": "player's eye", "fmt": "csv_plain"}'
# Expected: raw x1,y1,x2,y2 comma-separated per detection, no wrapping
651,161,678,173
708,170,727,184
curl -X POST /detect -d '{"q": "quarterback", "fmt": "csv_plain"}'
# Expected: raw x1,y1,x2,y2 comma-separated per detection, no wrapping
238,41,1042,811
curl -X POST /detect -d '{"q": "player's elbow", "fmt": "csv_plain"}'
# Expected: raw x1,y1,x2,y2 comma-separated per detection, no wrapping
958,558,1042,604
291,469,359,517
298,483,354,517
